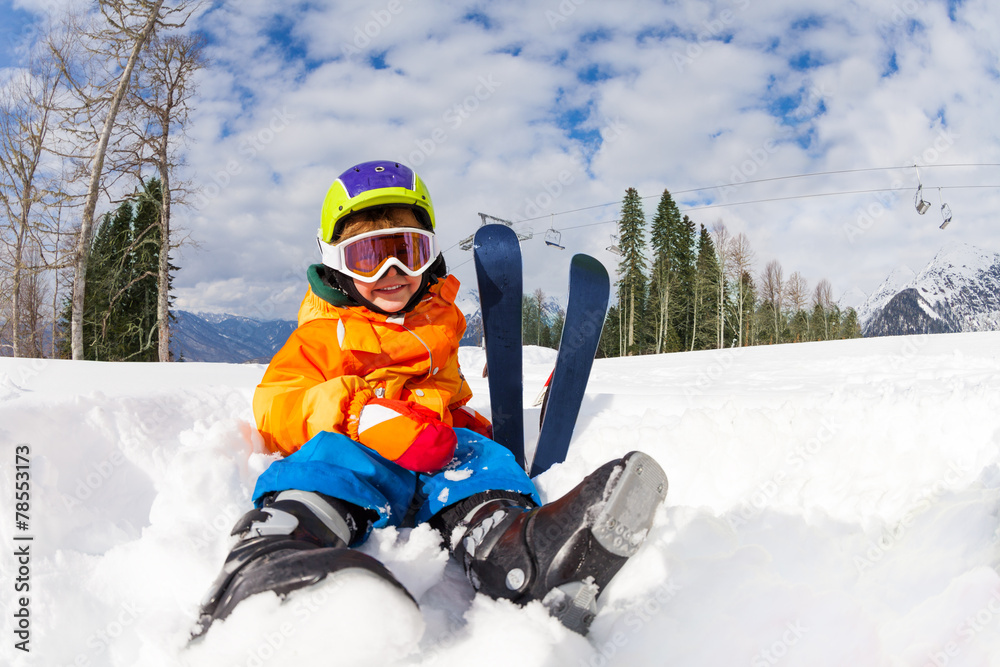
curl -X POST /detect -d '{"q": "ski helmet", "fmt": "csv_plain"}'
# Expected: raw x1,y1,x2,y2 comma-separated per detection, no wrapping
319,160,435,243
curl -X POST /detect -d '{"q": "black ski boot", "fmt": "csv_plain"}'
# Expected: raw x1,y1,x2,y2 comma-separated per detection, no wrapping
434,451,667,634
192,490,414,639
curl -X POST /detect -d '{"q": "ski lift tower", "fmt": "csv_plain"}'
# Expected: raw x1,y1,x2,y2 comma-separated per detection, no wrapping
460,213,533,250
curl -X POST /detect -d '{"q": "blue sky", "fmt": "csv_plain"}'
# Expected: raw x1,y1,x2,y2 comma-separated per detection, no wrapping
3,0,1000,321
0,3,35,69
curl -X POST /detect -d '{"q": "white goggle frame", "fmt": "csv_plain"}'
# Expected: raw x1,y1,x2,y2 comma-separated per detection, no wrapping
318,227,440,283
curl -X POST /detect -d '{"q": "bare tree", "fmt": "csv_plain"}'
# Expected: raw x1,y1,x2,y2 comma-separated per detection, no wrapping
729,232,755,346
132,32,206,361
710,220,731,349
0,55,64,357
813,278,833,340
71,0,166,360
785,271,809,341
759,259,785,344
48,0,203,360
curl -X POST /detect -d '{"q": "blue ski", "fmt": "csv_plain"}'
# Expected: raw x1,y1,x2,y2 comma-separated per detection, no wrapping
529,254,610,477
474,224,525,468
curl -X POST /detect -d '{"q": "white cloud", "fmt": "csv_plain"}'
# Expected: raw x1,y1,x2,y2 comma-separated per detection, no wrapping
7,0,1000,319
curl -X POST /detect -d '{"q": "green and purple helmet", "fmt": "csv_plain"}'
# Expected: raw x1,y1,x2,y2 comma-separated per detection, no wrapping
319,160,435,243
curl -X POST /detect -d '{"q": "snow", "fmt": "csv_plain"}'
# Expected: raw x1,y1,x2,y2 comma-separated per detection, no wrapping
2,334,1000,666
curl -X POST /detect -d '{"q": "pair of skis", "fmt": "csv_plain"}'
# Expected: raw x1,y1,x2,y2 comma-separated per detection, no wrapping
473,224,610,478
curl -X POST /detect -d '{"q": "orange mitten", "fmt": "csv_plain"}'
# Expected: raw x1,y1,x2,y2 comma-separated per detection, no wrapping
353,399,457,473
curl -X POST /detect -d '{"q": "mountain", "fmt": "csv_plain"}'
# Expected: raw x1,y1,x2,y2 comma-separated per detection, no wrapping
455,288,483,346
170,310,297,363
169,286,558,362
860,242,1000,337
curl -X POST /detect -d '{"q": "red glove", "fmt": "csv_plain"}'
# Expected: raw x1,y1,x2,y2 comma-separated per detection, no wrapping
350,398,457,473
450,405,493,440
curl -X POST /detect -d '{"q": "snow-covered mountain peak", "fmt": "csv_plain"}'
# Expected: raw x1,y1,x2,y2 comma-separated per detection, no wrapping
857,263,916,325
860,241,1000,336
910,242,1000,306
927,239,997,270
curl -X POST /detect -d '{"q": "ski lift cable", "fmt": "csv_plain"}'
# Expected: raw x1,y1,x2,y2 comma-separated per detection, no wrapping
530,185,995,228
441,183,999,255
510,163,1000,225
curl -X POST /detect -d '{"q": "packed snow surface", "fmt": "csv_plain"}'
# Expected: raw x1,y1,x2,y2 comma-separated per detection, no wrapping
2,334,1000,666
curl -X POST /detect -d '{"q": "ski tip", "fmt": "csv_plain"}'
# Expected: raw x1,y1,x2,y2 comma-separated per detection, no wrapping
474,223,518,245
570,253,610,278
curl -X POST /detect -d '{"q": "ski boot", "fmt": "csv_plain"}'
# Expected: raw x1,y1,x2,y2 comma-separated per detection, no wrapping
192,490,414,639
435,451,667,634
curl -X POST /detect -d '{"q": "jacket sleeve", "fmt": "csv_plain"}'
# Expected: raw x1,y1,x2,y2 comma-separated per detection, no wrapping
253,322,374,456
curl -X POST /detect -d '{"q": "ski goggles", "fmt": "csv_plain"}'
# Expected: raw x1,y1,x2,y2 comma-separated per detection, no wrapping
320,227,440,283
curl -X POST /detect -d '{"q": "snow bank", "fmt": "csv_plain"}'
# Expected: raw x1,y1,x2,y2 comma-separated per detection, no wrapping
1,334,999,666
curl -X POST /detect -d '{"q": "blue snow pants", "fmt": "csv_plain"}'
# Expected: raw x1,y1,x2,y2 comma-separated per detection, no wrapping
252,428,539,545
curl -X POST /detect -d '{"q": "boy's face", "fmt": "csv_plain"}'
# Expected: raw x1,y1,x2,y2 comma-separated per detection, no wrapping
341,208,426,314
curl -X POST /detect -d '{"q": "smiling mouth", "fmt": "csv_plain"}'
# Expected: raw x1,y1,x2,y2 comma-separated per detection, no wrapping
376,284,407,293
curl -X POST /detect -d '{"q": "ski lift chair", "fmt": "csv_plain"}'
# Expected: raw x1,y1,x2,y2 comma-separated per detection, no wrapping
605,233,621,255
939,201,952,230
544,228,565,249
914,184,931,214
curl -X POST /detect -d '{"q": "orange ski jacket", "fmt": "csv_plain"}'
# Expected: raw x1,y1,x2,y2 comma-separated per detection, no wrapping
253,269,480,457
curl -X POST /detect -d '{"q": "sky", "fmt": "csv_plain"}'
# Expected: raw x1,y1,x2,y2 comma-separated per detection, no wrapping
2,0,1000,321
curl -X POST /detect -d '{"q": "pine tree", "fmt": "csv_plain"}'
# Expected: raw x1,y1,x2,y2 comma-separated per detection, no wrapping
841,308,861,339
691,224,721,350
648,189,684,354
615,188,647,355
671,215,697,350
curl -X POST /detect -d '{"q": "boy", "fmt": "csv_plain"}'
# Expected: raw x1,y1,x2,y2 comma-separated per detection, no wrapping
195,160,667,637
